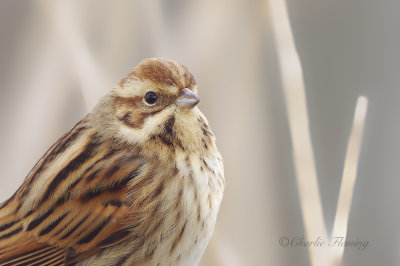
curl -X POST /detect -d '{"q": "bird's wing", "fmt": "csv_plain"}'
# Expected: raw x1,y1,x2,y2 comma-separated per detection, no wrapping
0,121,144,265
0,200,130,266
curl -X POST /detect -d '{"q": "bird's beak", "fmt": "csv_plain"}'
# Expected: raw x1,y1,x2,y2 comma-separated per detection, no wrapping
176,88,200,108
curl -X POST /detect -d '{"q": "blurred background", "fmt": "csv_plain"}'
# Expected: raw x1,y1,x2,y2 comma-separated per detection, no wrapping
0,0,399,265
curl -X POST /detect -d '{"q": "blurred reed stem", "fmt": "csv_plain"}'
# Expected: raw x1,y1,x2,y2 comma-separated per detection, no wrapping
269,0,368,265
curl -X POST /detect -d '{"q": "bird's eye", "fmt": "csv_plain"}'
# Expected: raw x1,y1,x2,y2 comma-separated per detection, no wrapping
144,91,158,105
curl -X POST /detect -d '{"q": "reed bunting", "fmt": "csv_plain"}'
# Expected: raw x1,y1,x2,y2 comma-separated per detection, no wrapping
0,58,225,266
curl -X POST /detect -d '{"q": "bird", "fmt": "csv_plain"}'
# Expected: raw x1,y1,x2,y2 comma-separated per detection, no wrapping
0,58,225,266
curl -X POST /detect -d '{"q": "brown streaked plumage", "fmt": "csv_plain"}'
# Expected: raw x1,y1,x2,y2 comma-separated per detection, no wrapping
0,58,225,266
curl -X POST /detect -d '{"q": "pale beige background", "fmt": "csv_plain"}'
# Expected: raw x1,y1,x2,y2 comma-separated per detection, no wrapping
0,1,399,265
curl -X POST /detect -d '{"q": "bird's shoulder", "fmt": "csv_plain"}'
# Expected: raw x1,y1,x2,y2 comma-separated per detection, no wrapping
0,119,155,265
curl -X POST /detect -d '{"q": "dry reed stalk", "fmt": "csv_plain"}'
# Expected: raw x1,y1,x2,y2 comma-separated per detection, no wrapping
331,96,368,265
269,0,327,264
268,1,368,265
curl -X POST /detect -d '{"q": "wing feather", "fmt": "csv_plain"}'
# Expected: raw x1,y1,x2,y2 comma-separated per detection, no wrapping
0,120,144,265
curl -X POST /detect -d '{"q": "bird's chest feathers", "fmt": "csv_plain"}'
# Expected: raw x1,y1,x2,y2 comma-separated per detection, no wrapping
175,150,224,217
164,150,224,265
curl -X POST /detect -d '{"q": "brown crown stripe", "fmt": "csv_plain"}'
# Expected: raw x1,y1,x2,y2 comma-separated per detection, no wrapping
124,59,196,89
39,136,101,206
135,60,176,86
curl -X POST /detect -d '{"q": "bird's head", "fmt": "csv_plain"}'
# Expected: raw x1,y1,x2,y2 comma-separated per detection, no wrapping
98,58,212,152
